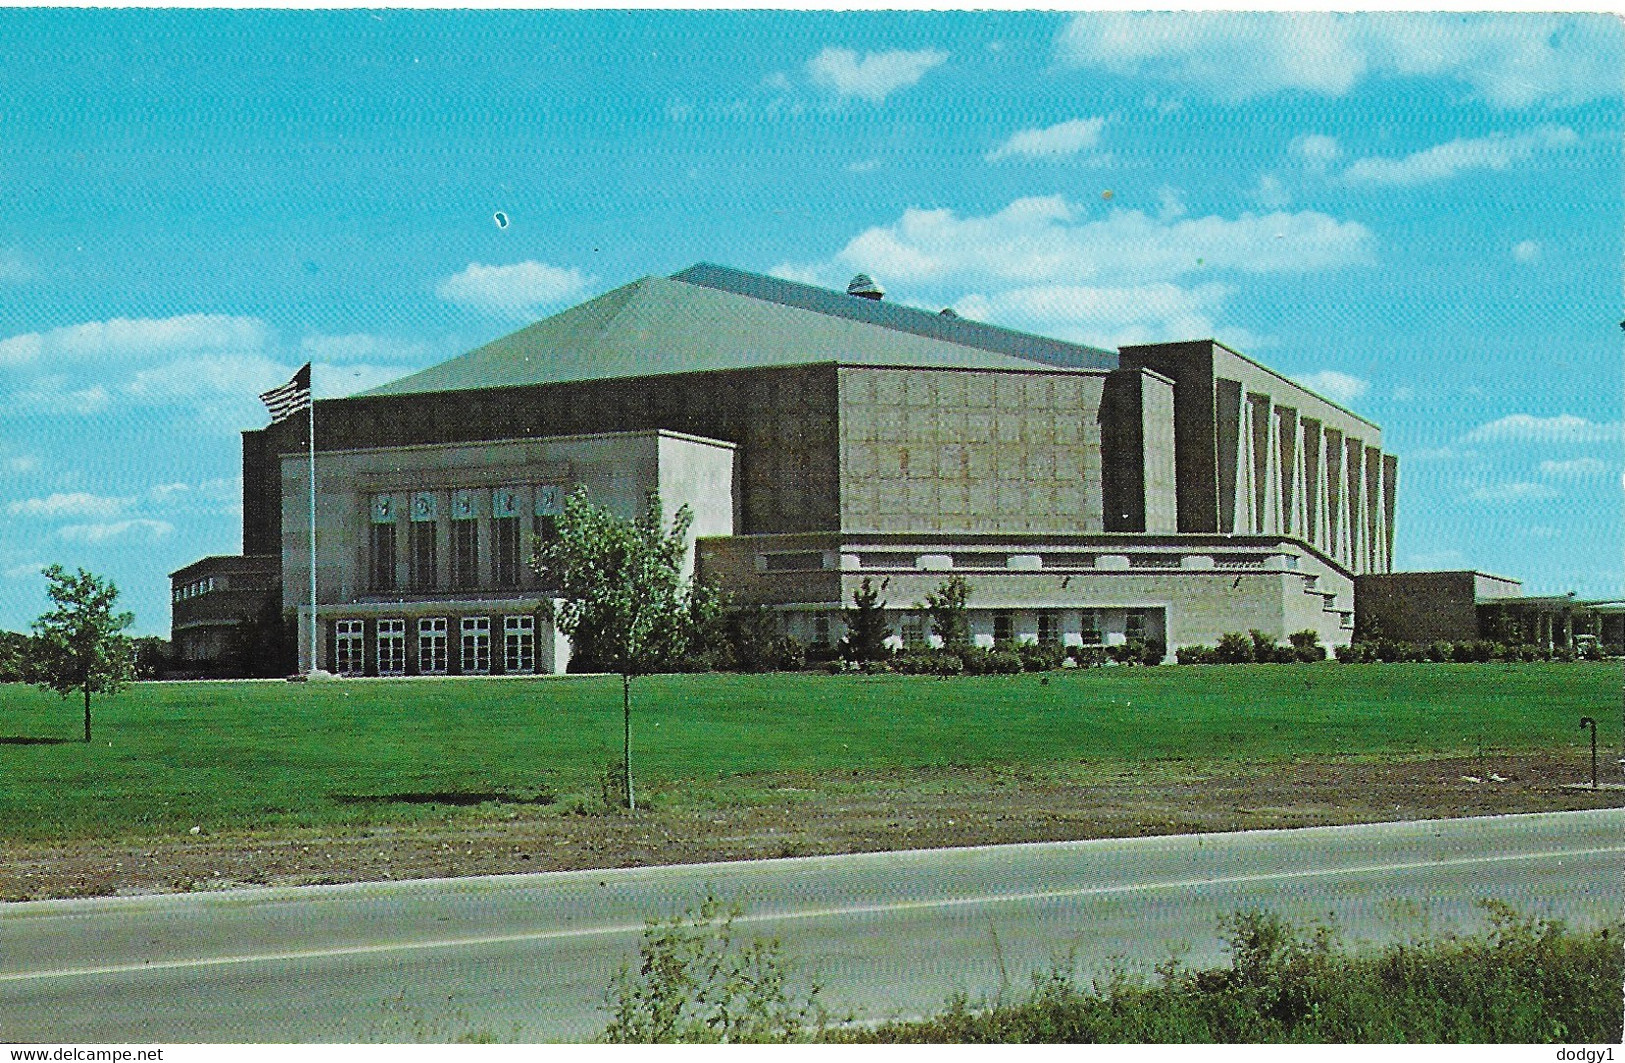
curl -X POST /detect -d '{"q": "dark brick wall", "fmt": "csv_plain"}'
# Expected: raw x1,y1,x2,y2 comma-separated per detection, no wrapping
1118,341,1219,533
1353,571,1479,643
1100,369,1146,532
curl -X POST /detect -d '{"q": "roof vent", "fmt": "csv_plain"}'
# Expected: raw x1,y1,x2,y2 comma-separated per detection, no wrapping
939,307,958,318
846,274,884,300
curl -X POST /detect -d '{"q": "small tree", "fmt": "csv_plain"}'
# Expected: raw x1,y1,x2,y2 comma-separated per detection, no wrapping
918,575,972,651
0,630,32,683
839,576,892,663
530,489,719,810
30,565,135,743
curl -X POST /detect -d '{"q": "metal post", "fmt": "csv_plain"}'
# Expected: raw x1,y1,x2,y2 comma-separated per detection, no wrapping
1580,716,1597,790
308,396,318,676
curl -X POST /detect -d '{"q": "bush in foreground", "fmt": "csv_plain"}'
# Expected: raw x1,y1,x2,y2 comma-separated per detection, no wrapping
841,902,1622,1044
602,900,1620,1044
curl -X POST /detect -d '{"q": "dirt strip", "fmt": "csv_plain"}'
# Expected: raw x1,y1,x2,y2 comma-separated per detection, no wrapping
3,754,1621,903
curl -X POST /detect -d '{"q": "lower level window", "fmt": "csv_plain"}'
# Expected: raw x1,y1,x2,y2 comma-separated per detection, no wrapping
1038,612,1059,645
504,615,535,674
461,616,491,675
419,617,448,675
813,615,831,648
1079,610,1102,645
901,616,926,649
377,619,406,676
334,619,365,676
1126,611,1147,641
993,612,1013,644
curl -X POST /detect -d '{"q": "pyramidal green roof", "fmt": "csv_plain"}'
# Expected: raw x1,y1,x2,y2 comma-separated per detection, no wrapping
364,268,1115,397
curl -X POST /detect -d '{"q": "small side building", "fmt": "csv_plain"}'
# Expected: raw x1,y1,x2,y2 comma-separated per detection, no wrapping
168,554,279,671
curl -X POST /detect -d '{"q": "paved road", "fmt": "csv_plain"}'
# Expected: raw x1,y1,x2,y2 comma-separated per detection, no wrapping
2,809,1620,1043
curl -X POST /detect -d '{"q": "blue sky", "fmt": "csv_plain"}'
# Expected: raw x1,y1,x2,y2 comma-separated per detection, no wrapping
1,10,1620,635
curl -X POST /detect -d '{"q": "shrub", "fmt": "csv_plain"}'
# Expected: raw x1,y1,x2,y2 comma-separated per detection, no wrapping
1176,644,1217,665
1334,642,1374,663
982,649,1023,675
893,650,964,676
1215,632,1254,664
1248,630,1276,664
1067,645,1108,668
1425,641,1453,663
725,605,805,673
1287,630,1327,663
603,897,826,1043
1017,642,1067,672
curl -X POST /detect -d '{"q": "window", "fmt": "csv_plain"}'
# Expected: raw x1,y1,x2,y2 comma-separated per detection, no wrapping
451,520,479,590
1038,612,1059,645
493,516,521,589
418,617,448,675
813,615,831,649
504,615,535,674
534,513,559,543
409,523,437,591
334,619,365,676
1126,611,1146,641
1080,610,1102,645
369,523,396,592
993,612,1013,644
901,615,927,649
377,619,406,676
461,617,491,674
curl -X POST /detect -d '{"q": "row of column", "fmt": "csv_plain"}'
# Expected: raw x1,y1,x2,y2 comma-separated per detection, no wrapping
1223,386,1396,575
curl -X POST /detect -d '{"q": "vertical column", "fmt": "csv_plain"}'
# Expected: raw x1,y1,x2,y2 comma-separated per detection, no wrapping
1323,427,1344,566
1382,454,1399,574
1365,446,1383,576
1346,437,1366,574
1236,395,1258,533
1256,395,1280,535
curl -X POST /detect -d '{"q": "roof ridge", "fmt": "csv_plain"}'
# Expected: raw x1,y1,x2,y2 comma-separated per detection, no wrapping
670,262,1117,370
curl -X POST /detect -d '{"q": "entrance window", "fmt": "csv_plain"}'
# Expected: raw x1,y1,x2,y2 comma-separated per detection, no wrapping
418,617,448,675
377,619,406,676
504,615,535,674
813,615,831,649
993,612,1013,644
901,615,926,649
461,616,491,675
334,619,365,676
451,520,479,590
369,524,396,592
493,516,521,589
409,524,438,591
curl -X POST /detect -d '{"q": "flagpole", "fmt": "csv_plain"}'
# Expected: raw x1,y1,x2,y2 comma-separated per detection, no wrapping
307,376,318,676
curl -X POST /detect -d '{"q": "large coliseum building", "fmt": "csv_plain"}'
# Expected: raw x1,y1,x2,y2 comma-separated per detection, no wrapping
170,263,1399,674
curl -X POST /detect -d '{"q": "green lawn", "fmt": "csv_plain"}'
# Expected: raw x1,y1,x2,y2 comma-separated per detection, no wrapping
0,663,1613,841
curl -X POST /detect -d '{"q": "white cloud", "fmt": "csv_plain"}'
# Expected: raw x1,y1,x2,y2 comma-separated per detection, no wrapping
1289,369,1369,405
1291,134,1342,167
125,354,292,403
12,377,111,415
7,492,128,519
1254,174,1291,209
1512,240,1541,263
55,518,173,543
0,314,268,367
950,282,1245,350
794,196,1375,290
299,333,432,364
2,561,46,580
1539,457,1609,478
774,195,1370,352
806,47,948,104
3,455,40,475
1468,481,1559,503
1342,126,1577,187
435,261,593,318
147,482,191,503
1055,13,1621,108
987,117,1107,162
1461,414,1623,445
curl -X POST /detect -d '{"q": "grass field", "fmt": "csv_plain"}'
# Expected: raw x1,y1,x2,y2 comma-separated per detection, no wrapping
0,663,1614,841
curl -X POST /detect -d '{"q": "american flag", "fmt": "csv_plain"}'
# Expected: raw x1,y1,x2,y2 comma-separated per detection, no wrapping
259,363,311,423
